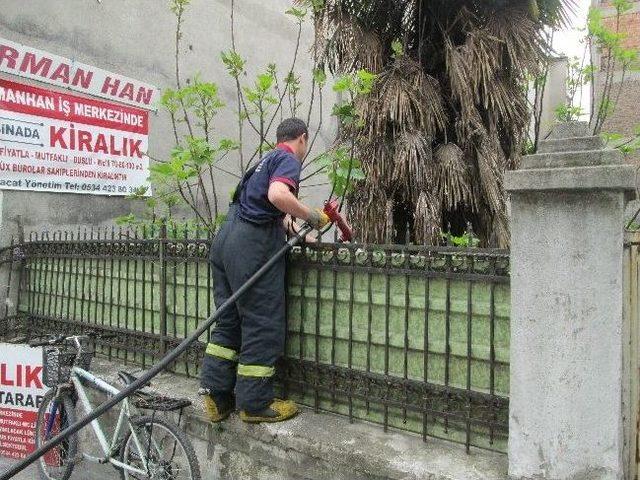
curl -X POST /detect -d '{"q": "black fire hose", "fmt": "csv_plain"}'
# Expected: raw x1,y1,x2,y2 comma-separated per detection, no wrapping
1,224,312,480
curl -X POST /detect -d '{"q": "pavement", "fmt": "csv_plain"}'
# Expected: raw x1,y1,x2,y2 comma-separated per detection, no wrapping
0,456,115,479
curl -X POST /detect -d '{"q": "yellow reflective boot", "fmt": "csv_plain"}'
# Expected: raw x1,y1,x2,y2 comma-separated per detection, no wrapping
201,392,234,423
239,399,299,423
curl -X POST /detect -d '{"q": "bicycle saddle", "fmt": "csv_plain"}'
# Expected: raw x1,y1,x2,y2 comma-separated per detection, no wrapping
117,370,151,388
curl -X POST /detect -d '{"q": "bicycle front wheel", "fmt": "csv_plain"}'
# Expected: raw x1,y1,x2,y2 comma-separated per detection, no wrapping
34,388,78,480
119,415,201,480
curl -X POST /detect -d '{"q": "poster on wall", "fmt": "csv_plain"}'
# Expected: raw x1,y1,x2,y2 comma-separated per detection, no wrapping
0,343,45,460
0,78,151,196
0,38,159,110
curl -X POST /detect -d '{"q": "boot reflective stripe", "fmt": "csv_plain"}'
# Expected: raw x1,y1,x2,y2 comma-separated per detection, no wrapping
237,364,275,377
205,343,238,362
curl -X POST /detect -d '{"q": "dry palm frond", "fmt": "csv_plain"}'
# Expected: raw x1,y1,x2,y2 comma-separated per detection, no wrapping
537,0,577,28
392,130,432,193
385,197,394,243
317,14,384,73
414,190,441,246
485,7,546,77
348,184,391,244
493,212,511,248
432,143,475,211
476,133,506,216
445,40,484,138
368,57,447,138
453,106,485,150
358,140,394,190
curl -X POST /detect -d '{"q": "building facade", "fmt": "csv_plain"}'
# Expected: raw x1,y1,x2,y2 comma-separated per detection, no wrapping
0,0,334,245
594,0,640,135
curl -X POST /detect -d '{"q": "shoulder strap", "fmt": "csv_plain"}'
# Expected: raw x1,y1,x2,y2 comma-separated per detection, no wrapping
231,163,259,204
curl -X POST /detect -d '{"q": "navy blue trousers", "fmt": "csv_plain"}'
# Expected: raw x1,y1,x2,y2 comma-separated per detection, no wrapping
200,211,287,412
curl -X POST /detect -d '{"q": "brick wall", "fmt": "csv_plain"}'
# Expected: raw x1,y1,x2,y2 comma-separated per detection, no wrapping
594,0,640,135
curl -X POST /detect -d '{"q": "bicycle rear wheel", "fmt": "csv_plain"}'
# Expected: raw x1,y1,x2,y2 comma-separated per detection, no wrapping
119,415,201,480
34,388,78,480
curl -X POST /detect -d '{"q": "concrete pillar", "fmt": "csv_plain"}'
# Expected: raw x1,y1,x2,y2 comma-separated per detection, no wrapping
539,56,568,140
505,122,636,480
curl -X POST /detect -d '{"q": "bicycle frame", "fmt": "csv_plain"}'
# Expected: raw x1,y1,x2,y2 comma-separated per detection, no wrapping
58,365,150,476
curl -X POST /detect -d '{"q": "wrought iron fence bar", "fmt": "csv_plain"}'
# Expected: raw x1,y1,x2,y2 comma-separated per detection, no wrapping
330,247,338,406
489,280,497,445
466,256,474,453
383,249,391,433
423,253,432,442
171,222,179,371
365,251,373,415
348,245,355,423
314,252,322,413
299,252,307,401
403,250,410,424
159,222,168,356
2,236,15,320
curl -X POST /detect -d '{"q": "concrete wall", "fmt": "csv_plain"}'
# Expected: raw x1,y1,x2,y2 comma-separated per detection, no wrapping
0,0,336,246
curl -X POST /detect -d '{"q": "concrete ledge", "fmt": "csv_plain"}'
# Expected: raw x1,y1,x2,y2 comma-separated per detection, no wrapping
90,356,508,480
537,136,604,154
522,149,622,169
546,121,590,139
505,164,637,193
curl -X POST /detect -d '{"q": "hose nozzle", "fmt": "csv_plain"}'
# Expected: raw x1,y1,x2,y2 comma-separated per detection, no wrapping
323,199,353,242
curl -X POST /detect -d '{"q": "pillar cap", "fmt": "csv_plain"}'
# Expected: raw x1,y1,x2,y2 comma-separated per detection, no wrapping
505,122,637,195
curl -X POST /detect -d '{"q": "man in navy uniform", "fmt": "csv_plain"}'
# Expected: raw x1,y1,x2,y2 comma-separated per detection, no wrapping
200,118,329,423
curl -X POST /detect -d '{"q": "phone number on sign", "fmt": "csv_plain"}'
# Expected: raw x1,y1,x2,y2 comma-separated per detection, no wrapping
64,183,130,193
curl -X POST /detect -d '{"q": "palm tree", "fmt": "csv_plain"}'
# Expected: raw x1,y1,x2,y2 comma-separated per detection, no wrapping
306,0,573,246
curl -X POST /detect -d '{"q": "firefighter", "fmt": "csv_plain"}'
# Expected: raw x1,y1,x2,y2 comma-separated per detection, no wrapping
200,118,329,423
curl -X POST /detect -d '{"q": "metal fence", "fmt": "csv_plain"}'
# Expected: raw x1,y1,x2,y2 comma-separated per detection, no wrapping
0,225,510,452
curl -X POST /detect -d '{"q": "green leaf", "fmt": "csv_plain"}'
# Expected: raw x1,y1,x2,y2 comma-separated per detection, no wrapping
313,68,327,86
285,7,307,20
356,69,376,94
149,162,173,176
333,75,353,93
169,0,191,15
220,50,246,77
257,73,274,92
218,138,240,151
350,168,365,180
160,88,180,114
391,39,404,58
115,213,137,226
602,132,624,143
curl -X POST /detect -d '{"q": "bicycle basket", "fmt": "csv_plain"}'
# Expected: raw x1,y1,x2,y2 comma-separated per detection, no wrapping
42,342,94,387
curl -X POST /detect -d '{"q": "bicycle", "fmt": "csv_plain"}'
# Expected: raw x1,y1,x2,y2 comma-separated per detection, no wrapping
29,332,201,480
